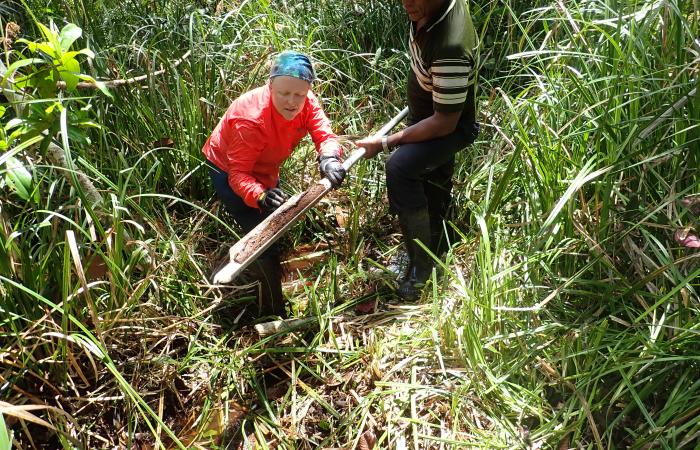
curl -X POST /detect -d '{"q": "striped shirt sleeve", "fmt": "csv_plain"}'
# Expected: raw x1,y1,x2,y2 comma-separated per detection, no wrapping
431,56,474,112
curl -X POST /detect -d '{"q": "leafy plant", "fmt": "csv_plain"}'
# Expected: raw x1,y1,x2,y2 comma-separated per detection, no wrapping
2,20,108,148
1,156,35,202
6,22,106,95
1,0,698,448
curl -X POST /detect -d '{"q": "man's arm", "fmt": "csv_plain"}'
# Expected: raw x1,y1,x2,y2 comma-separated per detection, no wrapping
356,110,461,158
388,110,461,145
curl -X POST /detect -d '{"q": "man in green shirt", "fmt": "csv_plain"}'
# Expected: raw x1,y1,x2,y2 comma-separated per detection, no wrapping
356,0,479,301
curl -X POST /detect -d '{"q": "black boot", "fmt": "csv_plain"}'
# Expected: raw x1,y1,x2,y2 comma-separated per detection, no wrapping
397,207,434,301
428,193,456,258
430,216,448,258
249,255,287,319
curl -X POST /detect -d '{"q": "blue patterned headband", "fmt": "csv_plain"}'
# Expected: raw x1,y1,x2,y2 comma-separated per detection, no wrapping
270,51,315,83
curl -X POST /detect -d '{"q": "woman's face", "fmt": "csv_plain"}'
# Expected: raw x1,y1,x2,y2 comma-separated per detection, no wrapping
269,76,310,121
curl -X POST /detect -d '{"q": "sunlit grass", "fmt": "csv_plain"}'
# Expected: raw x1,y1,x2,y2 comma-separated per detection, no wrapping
1,0,698,447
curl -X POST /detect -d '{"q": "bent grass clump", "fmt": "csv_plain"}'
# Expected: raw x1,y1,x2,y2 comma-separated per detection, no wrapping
1,0,698,448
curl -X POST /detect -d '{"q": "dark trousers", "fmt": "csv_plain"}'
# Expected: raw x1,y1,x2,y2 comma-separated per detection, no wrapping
208,162,285,317
386,121,479,249
208,162,279,257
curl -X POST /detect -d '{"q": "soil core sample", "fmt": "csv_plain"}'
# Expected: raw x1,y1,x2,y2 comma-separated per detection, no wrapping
233,182,328,263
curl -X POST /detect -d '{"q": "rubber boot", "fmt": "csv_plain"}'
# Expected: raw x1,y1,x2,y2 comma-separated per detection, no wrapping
397,207,434,301
430,216,448,258
249,255,287,319
428,194,455,258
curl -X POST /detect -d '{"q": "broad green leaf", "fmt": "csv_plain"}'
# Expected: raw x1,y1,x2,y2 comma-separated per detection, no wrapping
59,56,81,90
94,80,112,98
16,68,49,84
36,42,58,59
60,73,80,91
16,38,37,52
0,106,5,118
61,55,80,72
2,58,45,84
62,50,80,60
4,156,33,201
36,22,53,40
64,49,95,60
37,75,57,98
37,21,61,56
59,23,82,52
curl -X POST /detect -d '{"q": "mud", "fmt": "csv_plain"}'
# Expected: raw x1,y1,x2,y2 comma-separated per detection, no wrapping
233,182,328,263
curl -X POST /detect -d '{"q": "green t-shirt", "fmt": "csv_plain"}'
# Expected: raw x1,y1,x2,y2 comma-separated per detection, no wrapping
407,0,478,125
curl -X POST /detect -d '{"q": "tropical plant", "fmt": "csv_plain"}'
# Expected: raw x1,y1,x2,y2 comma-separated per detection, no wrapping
1,0,698,448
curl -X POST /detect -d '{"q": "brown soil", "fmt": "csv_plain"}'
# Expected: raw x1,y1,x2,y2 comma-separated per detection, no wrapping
233,182,328,263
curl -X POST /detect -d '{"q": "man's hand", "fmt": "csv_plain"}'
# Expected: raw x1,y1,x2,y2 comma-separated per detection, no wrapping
354,136,384,159
318,156,347,188
257,187,288,212
356,110,462,159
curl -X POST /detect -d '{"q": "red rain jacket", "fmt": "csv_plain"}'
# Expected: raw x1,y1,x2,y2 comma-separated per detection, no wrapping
202,84,341,208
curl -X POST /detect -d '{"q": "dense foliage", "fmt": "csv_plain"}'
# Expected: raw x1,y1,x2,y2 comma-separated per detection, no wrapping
1,0,698,448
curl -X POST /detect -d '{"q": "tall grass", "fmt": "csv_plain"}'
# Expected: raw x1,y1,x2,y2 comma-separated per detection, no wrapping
1,0,699,448
445,0,700,447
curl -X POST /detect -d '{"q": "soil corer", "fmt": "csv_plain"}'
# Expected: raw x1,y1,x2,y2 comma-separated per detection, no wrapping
212,107,409,284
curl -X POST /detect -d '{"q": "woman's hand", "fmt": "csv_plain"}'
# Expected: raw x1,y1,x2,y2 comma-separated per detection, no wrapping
257,187,289,212
319,156,347,188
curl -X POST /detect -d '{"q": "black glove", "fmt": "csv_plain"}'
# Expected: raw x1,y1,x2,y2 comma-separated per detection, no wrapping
318,156,346,189
257,187,288,212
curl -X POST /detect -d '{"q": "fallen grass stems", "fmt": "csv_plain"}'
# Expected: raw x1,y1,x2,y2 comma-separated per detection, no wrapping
0,0,698,448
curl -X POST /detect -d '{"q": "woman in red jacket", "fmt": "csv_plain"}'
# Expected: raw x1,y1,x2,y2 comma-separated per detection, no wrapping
203,51,345,320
